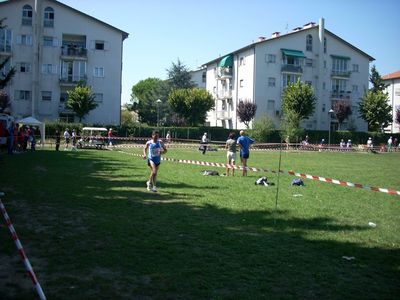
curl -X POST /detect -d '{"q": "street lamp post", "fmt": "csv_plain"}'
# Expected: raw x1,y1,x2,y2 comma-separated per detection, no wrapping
156,99,162,127
328,109,334,148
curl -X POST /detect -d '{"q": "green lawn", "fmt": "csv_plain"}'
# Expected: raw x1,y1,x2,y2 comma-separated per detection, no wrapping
0,147,399,299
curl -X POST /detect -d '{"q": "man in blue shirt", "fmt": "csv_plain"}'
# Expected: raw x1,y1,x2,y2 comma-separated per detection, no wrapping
237,130,255,176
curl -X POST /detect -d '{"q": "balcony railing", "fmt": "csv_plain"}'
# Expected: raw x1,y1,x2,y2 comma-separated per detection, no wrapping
217,67,233,78
216,111,231,120
59,75,87,85
331,91,351,100
331,70,351,78
61,46,87,58
217,90,232,99
281,64,303,73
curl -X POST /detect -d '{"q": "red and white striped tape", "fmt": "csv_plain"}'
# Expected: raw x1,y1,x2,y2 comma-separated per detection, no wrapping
118,151,400,196
0,193,46,300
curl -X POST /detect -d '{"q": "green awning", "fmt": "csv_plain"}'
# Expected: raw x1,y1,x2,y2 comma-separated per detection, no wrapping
330,55,351,60
219,55,233,67
281,49,306,58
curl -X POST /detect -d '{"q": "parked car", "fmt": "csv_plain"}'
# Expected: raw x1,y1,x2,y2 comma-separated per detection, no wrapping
77,127,107,149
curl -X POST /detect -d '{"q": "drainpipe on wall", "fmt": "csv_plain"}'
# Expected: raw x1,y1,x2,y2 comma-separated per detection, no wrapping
235,54,239,129
32,0,42,118
318,17,325,130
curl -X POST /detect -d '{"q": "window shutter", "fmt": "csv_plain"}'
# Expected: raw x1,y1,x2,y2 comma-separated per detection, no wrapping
16,35,22,44
52,65,57,74
90,40,95,50
27,35,33,45
53,37,58,47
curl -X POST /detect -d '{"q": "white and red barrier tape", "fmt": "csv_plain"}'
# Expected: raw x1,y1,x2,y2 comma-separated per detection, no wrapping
117,151,400,196
0,193,46,300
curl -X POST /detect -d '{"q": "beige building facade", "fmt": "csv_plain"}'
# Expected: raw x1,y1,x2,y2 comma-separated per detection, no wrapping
0,0,128,124
382,71,400,133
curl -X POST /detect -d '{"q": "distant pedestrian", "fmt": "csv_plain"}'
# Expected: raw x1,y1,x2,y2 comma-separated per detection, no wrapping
225,132,237,176
30,127,36,151
339,139,345,148
387,136,393,152
55,130,61,151
165,131,171,143
346,139,352,148
108,128,113,146
237,130,255,176
200,132,208,154
367,137,373,152
72,129,77,151
143,130,167,192
64,128,70,150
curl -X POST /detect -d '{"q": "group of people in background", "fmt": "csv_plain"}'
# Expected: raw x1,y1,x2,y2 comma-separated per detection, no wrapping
4,122,37,154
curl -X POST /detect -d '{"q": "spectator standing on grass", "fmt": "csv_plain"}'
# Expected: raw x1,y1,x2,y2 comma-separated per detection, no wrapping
225,132,237,176
367,137,373,152
394,137,398,151
340,139,345,148
237,130,255,177
166,131,171,143
71,129,77,151
108,128,113,146
143,130,167,192
55,130,61,151
201,132,208,154
7,121,14,155
30,127,36,151
64,128,70,150
387,136,393,152
346,139,352,148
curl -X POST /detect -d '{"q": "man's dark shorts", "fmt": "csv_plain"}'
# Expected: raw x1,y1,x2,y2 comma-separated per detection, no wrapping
240,152,249,159
148,159,160,167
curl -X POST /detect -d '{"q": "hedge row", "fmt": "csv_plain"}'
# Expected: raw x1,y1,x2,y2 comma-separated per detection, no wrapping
43,122,399,145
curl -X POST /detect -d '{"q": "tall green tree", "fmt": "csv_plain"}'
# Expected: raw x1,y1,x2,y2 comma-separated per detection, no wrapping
358,90,392,132
282,80,316,128
237,101,257,128
67,85,98,122
166,59,195,89
369,65,388,93
168,88,214,126
131,78,170,125
332,100,352,130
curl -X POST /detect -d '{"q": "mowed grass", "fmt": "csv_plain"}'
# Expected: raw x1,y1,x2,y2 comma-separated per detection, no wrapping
0,146,399,299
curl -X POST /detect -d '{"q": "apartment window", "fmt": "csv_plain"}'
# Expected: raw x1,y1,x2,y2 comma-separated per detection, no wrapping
266,54,276,63
268,77,276,87
305,81,312,86
306,58,313,67
213,86,216,94
282,74,300,88
19,62,31,73
332,78,347,93
43,36,58,47
324,37,327,53
60,93,68,102
352,64,359,72
0,29,12,52
94,93,103,103
61,61,86,82
332,58,348,73
283,55,302,66
22,5,33,26
42,63,57,74
306,34,313,51
239,57,245,66
202,71,206,83
95,41,105,50
352,85,358,92
44,7,54,27
240,79,244,87
15,90,31,101
267,100,275,112
323,82,326,90
41,91,52,101
93,67,105,77
322,103,326,112
16,34,33,46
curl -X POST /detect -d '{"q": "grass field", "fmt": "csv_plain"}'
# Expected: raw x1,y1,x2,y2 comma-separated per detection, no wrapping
0,146,399,299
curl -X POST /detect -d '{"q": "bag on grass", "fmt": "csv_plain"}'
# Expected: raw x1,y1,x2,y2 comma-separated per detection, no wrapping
291,178,304,186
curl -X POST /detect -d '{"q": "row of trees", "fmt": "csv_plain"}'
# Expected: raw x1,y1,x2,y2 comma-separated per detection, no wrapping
130,60,214,126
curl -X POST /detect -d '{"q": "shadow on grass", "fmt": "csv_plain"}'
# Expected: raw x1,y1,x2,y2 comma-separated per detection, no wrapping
0,150,399,300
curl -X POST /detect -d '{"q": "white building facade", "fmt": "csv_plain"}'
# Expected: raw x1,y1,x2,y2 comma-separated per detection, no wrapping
382,71,400,133
0,0,128,124
203,18,374,131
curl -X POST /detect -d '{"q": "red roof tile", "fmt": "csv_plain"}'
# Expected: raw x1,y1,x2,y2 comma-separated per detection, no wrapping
382,71,400,80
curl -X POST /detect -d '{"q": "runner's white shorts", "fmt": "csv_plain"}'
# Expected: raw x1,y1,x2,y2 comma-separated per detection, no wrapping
227,151,236,162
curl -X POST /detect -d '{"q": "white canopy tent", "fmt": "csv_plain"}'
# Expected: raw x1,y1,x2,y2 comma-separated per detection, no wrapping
17,116,45,147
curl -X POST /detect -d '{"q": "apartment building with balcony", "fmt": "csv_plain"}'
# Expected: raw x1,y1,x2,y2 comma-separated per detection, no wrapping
0,0,128,124
382,71,400,133
202,18,374,131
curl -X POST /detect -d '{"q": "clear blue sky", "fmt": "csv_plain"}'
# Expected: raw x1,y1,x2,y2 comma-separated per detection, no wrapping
26,1,400,103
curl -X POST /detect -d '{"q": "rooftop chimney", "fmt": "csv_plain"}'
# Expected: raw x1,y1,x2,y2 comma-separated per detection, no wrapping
292,27,302,32
272,32,280,38
258,36,266,42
